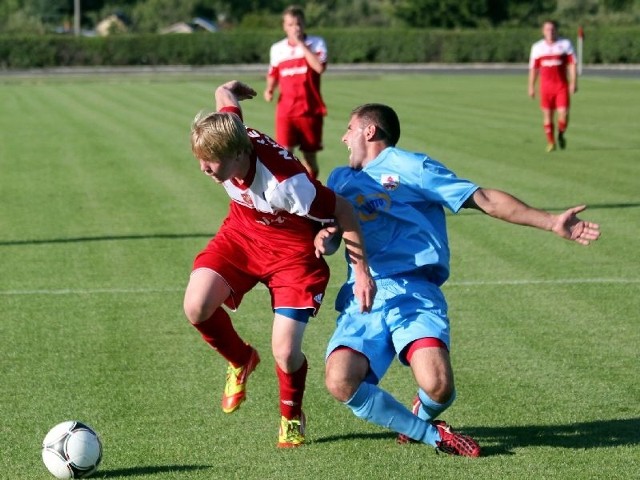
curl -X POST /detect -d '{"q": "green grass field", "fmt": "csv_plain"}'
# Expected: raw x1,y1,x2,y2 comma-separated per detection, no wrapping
1,71,639,479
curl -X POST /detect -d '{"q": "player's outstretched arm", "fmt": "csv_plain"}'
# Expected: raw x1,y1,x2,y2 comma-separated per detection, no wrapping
215,80,257,112
466,188,601,246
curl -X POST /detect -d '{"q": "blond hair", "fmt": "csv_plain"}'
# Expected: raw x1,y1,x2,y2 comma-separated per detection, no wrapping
190,111,252,162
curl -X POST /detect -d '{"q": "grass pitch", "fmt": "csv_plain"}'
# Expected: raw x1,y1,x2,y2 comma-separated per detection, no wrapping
1,70,639,479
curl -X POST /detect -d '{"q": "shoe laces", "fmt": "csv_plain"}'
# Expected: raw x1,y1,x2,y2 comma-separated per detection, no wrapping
281,417,303,441
225,363,244,386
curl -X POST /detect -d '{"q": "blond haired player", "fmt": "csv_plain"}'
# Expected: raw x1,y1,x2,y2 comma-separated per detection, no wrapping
185,80,375,448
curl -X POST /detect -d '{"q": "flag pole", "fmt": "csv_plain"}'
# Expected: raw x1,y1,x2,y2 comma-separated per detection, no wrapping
577,26,584,76
74,0,80,36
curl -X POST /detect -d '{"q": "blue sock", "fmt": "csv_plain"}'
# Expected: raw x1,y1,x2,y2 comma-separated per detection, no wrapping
416,388,456,421
415,389,456,446
345,382,427,442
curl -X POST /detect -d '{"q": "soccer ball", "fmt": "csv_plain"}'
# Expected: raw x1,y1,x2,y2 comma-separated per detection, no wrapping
42,421,102,479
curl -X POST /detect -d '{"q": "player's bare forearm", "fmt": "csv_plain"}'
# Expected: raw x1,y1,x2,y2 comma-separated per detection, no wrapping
264,76,277,102
299,42,325,74
528,69,538,98
468,188,554,229
465,188,600,245
568,64,578,93
333,195,376,312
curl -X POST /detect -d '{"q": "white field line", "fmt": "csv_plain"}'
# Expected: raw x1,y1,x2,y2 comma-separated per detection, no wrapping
1,278,638,296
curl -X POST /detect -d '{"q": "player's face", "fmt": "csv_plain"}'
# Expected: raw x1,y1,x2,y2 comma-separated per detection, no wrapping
542,22,557,43
199,155,238,183
342,116,368,170
283,14,304,42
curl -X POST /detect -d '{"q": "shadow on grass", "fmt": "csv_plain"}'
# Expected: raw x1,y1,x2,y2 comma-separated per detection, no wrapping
314,417,640,456
466,417,640,456
99,464,212,478
0,232,213,246
313,431,396,444
2,199,640,247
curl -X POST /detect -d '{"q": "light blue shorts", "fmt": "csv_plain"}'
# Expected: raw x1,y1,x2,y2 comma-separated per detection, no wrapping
326,272,449,384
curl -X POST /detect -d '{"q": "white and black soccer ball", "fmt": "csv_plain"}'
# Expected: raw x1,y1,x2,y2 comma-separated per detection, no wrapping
42,421,102,479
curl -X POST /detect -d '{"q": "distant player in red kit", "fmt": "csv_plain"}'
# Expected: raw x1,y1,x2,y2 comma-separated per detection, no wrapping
264,5,327,179
185,80,375,448
528,20,578,152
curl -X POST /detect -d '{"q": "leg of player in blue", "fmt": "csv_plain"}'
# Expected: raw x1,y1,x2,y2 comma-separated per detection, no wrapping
326,346,480,457
416,387,456,421
346,382,430,442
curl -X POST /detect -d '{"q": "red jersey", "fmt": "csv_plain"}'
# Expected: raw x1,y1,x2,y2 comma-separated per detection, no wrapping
218,106,336,245
267,35,327,118
529,37,576,90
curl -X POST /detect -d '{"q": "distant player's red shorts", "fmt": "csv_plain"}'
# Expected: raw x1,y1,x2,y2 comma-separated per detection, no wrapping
540,85,570,111
276,115,324,153
192,224,329,315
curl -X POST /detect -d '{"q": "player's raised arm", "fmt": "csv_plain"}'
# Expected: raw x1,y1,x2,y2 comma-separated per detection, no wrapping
214,80,257,112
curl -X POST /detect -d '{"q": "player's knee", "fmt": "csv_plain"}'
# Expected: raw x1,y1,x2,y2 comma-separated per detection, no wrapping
272,345,304,373
325,365,361,403
325,371,354,402
422,378,454,404
183,297,209,325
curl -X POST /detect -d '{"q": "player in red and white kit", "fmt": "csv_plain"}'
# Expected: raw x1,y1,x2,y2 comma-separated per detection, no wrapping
184,80,375,448
264,5,327,179
528,20,578,152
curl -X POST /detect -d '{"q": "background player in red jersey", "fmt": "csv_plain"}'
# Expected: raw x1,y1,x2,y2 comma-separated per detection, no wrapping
528,20,578,152
263,5,327,179
184,80,375,448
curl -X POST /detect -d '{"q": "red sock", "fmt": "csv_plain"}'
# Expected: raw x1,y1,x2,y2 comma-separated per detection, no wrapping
191,308,252,367
276,357,307,419
544,123,555,143
558,119,567,133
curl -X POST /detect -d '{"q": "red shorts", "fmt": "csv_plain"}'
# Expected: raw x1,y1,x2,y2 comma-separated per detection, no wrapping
276,115,324,152
192,224,330,315
540,86,570,111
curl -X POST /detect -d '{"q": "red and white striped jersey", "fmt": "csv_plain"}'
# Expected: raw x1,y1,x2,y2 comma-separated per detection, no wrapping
529,38,576,88
218,107,336,243
267,35,327,118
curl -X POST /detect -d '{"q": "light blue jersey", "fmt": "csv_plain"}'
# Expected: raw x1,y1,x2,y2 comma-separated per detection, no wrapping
326,147,479,382
327,146,483,448
327,146,479,288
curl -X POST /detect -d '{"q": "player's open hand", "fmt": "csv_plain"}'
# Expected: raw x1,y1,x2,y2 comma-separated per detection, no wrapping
553,205,601,245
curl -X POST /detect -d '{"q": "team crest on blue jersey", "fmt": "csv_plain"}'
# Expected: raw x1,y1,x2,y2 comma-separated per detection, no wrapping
381,174,400,191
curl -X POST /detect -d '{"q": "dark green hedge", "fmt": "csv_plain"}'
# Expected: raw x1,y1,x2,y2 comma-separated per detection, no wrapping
1,27,638,69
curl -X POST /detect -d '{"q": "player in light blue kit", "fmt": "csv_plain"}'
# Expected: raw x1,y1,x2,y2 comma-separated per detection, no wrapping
315,103,601,457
